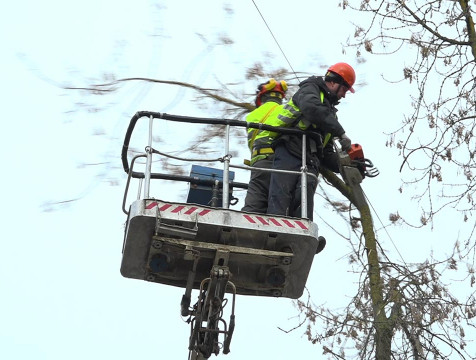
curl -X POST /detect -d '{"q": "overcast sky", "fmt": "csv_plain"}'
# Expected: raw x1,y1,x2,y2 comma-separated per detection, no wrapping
2,1,474,359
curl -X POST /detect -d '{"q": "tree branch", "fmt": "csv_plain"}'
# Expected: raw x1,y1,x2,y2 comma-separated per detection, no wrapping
397,0,472,46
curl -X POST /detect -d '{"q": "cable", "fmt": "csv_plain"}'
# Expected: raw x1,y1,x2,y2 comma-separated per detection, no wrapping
251,0,300,82
362,189,408,266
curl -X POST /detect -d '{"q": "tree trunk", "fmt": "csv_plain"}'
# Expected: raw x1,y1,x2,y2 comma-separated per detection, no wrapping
321,168,394,359
458,0,476,60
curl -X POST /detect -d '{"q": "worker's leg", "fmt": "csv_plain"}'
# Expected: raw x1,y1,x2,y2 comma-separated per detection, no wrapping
242,156,273,213
267,144,300,216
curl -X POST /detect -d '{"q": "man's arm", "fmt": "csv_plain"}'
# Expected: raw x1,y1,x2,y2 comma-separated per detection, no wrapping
293,82,345,137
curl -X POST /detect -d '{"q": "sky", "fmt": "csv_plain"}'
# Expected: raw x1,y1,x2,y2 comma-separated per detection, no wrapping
1,1,474,359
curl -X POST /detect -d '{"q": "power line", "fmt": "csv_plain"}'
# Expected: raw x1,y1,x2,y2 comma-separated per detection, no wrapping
363,190,408,266
251,0,300,82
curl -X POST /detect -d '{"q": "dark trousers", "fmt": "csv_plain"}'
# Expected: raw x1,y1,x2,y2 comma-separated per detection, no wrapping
242,156,274,213
267,143,318,220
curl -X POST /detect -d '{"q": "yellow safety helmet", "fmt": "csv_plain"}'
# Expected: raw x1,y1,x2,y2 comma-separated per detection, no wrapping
255,78,288,107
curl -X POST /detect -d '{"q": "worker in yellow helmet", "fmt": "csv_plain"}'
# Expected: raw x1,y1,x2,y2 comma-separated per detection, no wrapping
264,62,357,220
242,79,288,213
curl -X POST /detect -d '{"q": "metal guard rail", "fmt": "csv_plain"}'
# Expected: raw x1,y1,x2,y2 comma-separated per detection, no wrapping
122,111,320,184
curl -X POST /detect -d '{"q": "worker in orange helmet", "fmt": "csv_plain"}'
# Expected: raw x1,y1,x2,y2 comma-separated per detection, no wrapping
265,62,357,220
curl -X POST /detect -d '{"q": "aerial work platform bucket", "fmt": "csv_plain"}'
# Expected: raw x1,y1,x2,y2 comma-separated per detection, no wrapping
120,111,323,299
120,111,326,358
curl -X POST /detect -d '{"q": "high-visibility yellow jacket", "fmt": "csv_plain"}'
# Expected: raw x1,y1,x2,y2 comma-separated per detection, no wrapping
246,101,283,165
246,102,282,150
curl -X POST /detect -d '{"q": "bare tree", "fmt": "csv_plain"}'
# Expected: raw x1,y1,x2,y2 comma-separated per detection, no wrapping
341,0,476,232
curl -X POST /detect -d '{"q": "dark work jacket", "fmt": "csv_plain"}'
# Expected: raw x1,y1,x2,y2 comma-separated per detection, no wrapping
274,76,342,173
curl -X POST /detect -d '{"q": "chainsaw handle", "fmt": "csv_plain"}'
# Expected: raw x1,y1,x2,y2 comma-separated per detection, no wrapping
363,158,374,168
365,168,380,178
351,158,380,178
350,158,373,168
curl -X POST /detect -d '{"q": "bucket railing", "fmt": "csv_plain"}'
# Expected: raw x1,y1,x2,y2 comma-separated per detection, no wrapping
121,111,319,218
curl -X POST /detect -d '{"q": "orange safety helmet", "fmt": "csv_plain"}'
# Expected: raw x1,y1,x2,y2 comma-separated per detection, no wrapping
255,78,288,107
327,62,356,93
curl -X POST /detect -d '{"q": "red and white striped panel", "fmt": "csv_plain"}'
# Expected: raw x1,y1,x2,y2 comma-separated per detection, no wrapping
145,201,308,230
242,214,308,230
146,202,211,216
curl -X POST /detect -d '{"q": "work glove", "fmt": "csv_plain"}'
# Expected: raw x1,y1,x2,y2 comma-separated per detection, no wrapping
339,133,352,152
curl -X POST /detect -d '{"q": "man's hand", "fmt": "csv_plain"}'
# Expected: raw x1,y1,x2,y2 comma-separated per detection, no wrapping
339,133,352,152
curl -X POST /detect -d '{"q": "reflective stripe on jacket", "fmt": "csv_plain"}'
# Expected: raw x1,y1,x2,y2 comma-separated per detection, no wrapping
277,92,325,131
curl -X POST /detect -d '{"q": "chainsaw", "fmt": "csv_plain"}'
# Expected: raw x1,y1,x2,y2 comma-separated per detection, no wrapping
337,143,379,185
337,143,379,208
347,144,380,179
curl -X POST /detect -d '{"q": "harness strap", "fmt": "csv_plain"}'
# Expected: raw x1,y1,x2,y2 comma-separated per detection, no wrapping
323,133,332,147
252,147,274,157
